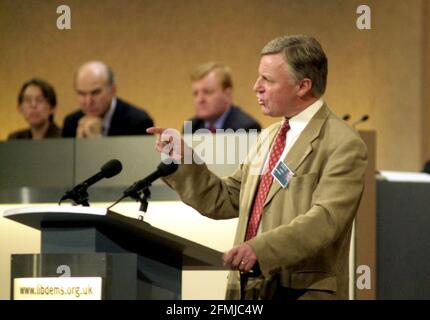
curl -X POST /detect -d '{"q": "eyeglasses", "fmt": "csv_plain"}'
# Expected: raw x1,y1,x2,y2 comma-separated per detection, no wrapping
21,96,47,106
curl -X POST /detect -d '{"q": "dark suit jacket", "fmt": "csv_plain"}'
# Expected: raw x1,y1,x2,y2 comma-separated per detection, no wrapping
62,98,154,137
8,122,62,140
423,160,430,174
185,105,261,133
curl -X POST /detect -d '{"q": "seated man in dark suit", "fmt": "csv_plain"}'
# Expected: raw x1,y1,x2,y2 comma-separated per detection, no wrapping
423,160,430,174
62,61,154,138
184,62,261,134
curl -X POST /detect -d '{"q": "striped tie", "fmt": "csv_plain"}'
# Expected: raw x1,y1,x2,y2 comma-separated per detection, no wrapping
245,119,290,241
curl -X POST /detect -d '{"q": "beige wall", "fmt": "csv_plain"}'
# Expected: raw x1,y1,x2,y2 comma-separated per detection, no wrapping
423,1,430,164
0,0,427,171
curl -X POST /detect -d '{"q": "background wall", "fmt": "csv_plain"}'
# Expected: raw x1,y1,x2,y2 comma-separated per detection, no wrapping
0,0,428,170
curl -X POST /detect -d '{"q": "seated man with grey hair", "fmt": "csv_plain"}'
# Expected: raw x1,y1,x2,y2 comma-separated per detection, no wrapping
185,62,261,134
62,61,154,138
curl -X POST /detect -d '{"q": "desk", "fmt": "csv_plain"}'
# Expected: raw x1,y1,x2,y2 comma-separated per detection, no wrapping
377,178,430,299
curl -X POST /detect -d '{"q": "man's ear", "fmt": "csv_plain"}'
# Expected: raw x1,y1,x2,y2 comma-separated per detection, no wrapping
223,87,233,101
110,84,117,96
297,78,313,98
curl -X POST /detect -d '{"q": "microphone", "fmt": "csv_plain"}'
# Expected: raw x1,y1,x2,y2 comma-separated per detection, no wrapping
342,114,351,121
123,162,178,197
352,115,369,128
108,162,178,213
60,159,123,206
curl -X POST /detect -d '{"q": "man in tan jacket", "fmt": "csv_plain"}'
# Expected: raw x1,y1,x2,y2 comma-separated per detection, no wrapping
148,35,368,300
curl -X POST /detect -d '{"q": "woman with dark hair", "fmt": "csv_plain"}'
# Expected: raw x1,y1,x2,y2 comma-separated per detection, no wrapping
8,78,61,140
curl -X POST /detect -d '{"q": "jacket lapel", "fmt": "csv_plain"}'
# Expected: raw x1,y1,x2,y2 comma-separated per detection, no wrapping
264,104,330,206
108,99,123,135
222,105,236,130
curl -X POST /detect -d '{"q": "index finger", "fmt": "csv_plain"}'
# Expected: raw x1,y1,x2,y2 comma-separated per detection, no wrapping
146,127,166,135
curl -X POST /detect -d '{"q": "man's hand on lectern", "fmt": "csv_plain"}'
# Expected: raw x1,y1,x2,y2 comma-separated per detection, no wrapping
223,243,257,273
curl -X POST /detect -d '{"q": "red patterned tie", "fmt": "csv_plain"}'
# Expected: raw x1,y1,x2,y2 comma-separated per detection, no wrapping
245,119,290,241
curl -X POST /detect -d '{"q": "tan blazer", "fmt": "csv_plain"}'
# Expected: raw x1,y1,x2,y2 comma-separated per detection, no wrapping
164,104,368,299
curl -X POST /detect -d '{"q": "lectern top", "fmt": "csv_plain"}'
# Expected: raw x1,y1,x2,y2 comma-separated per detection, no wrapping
3,205,108,230
3,205,224,269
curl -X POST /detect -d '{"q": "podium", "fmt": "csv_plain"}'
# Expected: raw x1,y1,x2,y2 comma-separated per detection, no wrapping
3,206,224,300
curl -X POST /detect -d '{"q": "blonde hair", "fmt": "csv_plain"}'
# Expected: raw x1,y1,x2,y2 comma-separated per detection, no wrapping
190,62,233,89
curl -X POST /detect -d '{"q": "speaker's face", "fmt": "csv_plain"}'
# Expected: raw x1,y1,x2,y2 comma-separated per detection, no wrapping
253,53,303,118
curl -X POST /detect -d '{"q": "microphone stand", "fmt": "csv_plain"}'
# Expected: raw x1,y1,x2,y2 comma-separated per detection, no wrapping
108,162,178,219
59,183,90,206
128,186,151,213
108,183,152,219
352,115,369,129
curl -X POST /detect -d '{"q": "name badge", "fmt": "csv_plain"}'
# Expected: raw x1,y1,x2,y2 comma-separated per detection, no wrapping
271,160,295,188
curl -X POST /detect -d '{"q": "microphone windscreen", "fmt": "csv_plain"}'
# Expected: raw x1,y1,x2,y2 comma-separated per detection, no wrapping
342,114,351,121
157,162,179,177
101,159,123,178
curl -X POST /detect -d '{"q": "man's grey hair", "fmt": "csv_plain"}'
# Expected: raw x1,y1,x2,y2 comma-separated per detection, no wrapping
261,35,328,97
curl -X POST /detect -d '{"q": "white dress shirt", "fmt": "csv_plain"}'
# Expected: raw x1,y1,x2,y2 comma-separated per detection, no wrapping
279,99,323,160
256,99,323,235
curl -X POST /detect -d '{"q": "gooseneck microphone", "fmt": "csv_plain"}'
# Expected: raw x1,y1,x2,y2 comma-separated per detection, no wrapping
108,162,178,213
123,162,178,197
352,115,369,128
59,159,123,206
